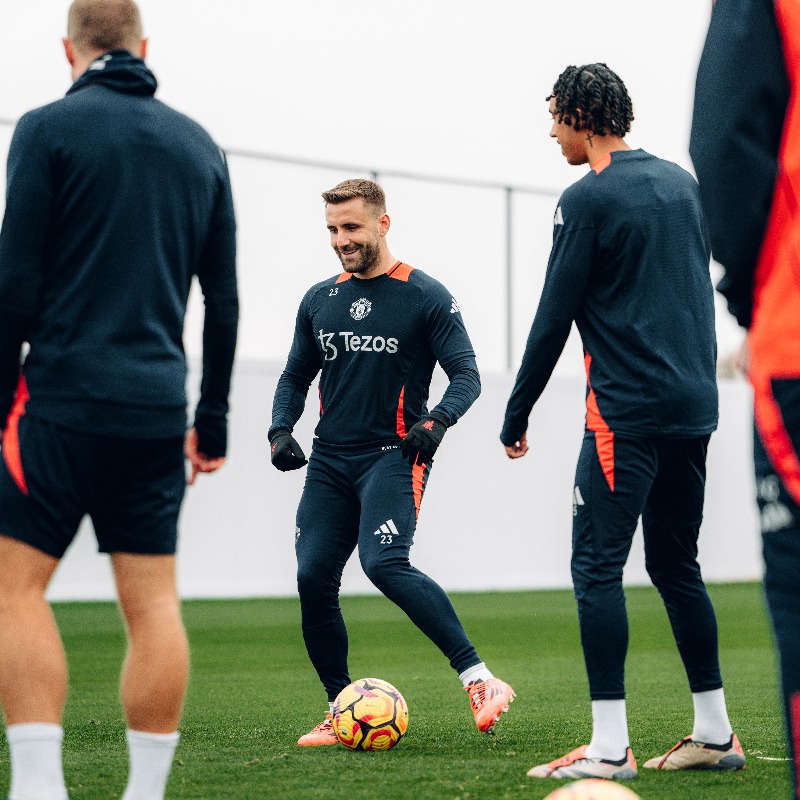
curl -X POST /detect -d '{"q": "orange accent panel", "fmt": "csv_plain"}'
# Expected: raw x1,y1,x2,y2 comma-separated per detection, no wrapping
592,153,612,174
396,387,407,438
318,385,324,416
594,430,615,492
388,263,414,282
335,272,352,284
3,375,30,495
791,692,800,797
583,353,611,433
411,462,426,518
583,353,615,491
753,377,800,505
748,0,800,503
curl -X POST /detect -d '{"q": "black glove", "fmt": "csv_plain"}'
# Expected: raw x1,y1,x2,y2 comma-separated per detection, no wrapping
269,428,308,471
400,412,448,466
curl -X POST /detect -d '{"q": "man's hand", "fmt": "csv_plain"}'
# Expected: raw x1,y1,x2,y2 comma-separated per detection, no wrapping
504,431,529,459
184,427,226,486
269,429,308,471
401,412,448,466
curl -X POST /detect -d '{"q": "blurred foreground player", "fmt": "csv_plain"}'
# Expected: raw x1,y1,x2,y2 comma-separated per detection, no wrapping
501,64,743,779
269,179,514,745
0,1,238,798
692,0,800,795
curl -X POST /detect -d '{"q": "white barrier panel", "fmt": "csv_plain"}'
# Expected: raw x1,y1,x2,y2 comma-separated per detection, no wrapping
45,361,761,601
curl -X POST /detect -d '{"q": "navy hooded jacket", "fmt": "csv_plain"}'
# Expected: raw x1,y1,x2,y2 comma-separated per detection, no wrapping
0,50,238,456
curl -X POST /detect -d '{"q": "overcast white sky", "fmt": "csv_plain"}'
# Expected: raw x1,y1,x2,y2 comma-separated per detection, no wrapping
0,1,743,368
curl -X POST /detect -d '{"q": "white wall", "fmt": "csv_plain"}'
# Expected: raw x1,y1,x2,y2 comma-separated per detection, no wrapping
45,361,761,602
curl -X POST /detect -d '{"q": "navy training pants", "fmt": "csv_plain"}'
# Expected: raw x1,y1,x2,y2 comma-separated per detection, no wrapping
572,430,723,700
295,445,481,702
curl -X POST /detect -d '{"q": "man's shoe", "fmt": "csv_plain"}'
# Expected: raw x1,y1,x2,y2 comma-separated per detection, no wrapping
464,677,515,733
527,745,638,779
297,713,338,746
643,733,745,770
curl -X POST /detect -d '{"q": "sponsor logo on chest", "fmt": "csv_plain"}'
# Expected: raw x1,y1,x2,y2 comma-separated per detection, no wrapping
318,329,399,360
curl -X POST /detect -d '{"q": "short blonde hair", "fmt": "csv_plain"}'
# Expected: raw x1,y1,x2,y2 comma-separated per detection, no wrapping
321,179,386,216
67,0,143,56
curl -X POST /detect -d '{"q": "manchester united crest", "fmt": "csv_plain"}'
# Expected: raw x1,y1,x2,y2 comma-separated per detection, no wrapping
350,298,372,321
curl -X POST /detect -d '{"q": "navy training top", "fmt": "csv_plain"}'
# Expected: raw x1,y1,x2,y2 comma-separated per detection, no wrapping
0,50,238,455
270,262,481,451
501,149,718,445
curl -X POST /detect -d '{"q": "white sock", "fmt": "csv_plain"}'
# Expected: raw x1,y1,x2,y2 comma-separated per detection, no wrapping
691,688,733,744
458,662,494,687
6,723,68,800
328,702,334,716
121,729,180,800
586,699,630,761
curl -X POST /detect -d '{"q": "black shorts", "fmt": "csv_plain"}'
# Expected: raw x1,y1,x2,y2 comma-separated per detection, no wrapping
0,413,186,558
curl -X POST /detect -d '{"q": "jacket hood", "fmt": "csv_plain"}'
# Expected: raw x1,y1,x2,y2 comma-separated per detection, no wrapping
67,49,157,97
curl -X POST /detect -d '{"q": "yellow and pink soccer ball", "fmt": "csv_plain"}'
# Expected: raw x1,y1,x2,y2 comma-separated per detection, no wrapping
332,678,408,751
544,779,641,800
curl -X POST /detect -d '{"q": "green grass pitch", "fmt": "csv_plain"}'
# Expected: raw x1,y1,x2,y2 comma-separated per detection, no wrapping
0,583,790,799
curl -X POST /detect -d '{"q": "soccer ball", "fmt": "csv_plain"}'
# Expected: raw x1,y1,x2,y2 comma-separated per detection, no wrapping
332,678,408,751
543,779,641,800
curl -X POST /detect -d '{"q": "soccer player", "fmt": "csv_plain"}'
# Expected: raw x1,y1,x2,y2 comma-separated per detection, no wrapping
501,64,744,779
269,178,514,745
0,1,238,798
692,1,800,795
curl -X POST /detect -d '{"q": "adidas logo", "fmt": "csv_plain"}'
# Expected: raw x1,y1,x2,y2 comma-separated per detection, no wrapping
374,519,399,540
573,486,585,516
554,205,564,225
450,297,460,314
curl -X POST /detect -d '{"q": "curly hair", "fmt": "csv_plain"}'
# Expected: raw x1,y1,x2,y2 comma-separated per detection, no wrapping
547,64,634,137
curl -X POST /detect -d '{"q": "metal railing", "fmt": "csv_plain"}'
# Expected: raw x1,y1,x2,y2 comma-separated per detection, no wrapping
0,117,560,369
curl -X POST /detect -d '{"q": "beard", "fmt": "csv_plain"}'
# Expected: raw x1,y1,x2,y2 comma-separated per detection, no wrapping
336,237,381,274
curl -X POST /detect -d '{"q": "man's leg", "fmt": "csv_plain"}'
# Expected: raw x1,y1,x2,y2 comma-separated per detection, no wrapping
0,536,68,800
642,436,743,771
755,411,800,796
569,432,653,764
295,453,359,702
355,449,514,733
112,552,187,800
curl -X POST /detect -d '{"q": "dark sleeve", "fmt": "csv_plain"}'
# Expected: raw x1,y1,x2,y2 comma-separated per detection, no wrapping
269,291,322,437
500,201,594,446
690,0,789,328
0,112,52,421
424,287,481,426
192,159,239,458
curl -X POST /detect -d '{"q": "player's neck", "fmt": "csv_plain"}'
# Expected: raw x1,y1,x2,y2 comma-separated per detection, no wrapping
586,137,630,169
355,252,399,281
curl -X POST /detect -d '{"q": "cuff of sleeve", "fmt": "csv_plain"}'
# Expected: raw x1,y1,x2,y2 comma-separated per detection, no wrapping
268,426,291,444
194,416,228,459
428,410,450,428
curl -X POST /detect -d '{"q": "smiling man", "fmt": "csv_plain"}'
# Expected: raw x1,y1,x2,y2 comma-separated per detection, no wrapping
268,178,515,745
501,64,743,780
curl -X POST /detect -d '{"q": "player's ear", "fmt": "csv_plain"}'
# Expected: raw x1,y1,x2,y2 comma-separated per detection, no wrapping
63,38,75,66
379,213,390,237
138,38,148,59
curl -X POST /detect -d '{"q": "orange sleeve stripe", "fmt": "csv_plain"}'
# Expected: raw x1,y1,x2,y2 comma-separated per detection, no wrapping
336,272,352,284
2,375,30,495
